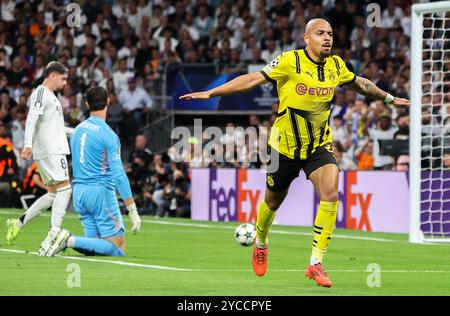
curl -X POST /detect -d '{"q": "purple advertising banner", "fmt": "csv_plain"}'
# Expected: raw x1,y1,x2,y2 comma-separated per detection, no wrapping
192,169,412,233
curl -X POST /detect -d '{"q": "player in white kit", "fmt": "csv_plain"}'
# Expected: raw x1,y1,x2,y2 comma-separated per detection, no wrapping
6,61,73,256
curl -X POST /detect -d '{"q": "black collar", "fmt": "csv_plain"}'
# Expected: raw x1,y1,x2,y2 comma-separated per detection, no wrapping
303,48,326,65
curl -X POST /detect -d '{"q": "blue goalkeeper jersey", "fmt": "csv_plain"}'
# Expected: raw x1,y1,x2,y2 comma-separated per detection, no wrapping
71,116,132,200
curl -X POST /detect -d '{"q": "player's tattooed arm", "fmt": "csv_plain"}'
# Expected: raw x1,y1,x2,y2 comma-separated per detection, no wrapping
347,76,410,107
347,76,385,99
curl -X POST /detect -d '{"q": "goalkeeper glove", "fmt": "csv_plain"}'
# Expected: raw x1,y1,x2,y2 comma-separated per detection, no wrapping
127,203,141,234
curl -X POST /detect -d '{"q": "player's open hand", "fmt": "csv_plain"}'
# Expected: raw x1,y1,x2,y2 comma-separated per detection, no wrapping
127,202,141,234
21,147,33,160
392,97,410,107
179,91,211,100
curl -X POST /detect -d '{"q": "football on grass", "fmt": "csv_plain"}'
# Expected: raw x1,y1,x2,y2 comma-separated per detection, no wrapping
235,223,257,246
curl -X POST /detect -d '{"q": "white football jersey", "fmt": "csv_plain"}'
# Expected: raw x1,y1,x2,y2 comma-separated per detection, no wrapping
25,85,70,159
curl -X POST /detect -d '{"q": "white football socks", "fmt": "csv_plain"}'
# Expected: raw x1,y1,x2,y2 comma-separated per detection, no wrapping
51,185,72,228
17,192,56,228
255,237,268,249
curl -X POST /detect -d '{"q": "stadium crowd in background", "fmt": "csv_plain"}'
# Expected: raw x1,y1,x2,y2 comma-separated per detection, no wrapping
0,0,448,214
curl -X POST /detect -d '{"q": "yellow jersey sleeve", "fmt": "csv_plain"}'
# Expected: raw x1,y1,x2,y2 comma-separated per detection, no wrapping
260,53,290,83
334,55,356,86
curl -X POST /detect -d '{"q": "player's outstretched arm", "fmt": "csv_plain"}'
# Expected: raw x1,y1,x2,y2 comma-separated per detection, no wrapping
179,72,267,100
347,76,410,107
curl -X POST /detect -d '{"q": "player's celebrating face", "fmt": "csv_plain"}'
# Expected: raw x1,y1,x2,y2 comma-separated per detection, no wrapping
304,18,333,60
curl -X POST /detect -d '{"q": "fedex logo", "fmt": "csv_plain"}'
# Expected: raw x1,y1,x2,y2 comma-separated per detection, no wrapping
296,83,334,96
208,169,262,223
209,169,237,221
346,171,372,231
237,170,261,223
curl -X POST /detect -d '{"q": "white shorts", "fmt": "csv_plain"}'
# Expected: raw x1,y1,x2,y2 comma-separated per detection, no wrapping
36,155,69,186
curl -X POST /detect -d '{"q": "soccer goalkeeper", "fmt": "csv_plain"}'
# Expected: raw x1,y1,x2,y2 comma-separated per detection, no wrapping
45,87,141,257
180,18,410,287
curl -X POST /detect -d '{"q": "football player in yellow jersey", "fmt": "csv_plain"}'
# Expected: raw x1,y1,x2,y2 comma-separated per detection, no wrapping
180,18,409,288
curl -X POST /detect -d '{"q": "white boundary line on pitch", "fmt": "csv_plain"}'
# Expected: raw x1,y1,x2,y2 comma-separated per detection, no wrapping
0,248,192,271
0,210,406,243
0,211,422,243
2,248,450,274
3,248,450,274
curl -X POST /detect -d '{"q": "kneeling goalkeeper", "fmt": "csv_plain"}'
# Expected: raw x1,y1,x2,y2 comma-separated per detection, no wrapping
46,87,141,256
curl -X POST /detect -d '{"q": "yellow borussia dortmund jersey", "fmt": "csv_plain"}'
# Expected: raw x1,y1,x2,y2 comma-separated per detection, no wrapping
260,48,356,159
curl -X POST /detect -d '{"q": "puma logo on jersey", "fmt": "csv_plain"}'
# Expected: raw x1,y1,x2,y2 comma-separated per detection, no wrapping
305,71,314,79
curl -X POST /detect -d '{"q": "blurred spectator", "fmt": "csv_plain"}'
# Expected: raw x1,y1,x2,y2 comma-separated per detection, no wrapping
333,140,357,170
113,58,134,95
106,93,123,135
129,134,153,176
354,139,374,170
394,155,410,171
344,99,368,147
152,155,171,217
194,5,214,39
331,115,350,149
171,169,191,218
444,152,450,169
369,114,398,170
221,122,243,145
11,106,26,151
394,112,410,140
261,39,281,63
22,162,46,198
118,76,153,131
381,0,404,28
222,49,246,74
0,135,20,207
66,94,85,127
138,63,161,96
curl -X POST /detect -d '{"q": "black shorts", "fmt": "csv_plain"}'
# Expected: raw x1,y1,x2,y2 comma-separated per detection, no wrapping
266,143,339,193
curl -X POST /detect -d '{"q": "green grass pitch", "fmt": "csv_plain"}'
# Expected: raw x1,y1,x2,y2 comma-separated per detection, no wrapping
1,208,449,296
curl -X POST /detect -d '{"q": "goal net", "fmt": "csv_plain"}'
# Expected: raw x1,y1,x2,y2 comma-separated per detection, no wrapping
410,1,450,243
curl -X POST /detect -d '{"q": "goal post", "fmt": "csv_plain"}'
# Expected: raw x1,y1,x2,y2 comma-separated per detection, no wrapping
410,1,450,243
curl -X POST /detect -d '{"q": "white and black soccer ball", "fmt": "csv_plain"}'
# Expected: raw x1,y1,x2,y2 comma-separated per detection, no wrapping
235,223,257,246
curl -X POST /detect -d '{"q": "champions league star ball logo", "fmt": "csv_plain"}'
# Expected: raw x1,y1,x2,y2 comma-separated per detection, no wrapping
269,59,279,68
260,82,273,98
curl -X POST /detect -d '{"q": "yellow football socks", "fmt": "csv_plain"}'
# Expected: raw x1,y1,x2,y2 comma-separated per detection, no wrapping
311,200,339,265
255,199,277,248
